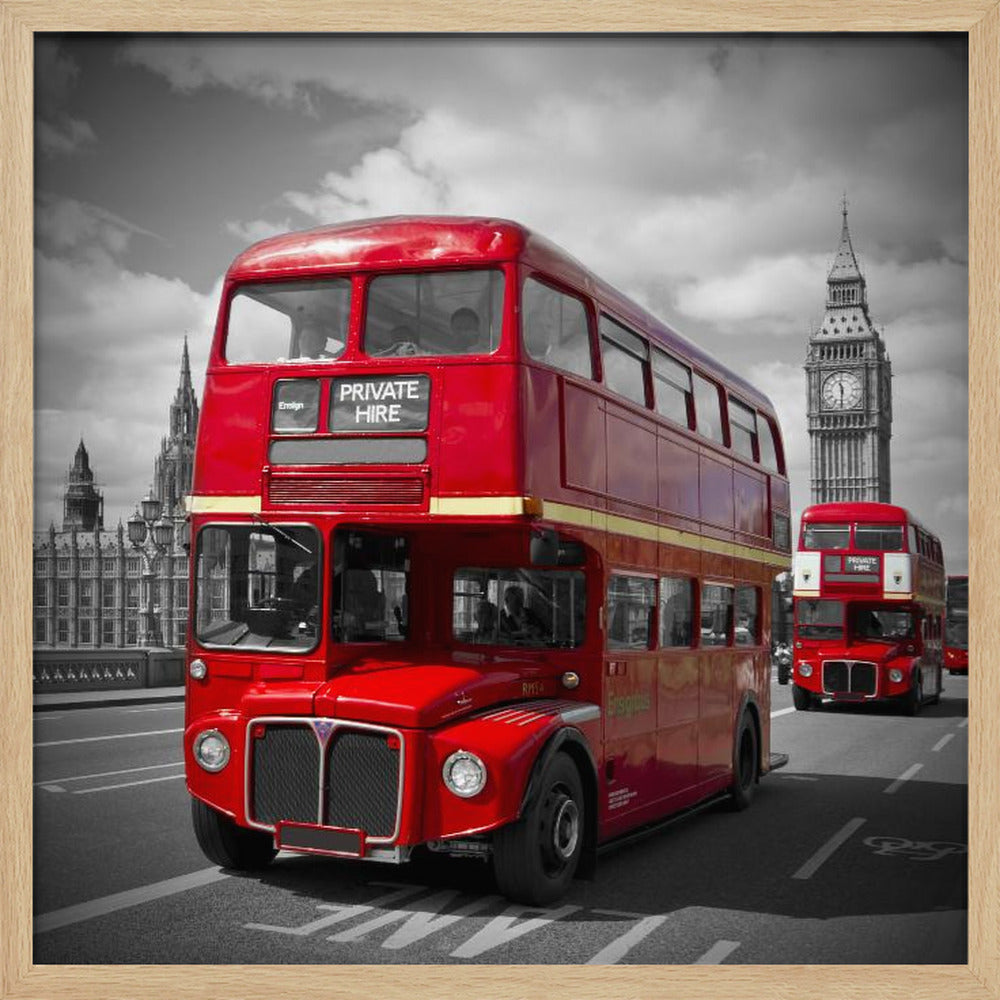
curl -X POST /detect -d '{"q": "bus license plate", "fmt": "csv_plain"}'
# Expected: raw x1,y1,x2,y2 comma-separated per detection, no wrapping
277,822,365,857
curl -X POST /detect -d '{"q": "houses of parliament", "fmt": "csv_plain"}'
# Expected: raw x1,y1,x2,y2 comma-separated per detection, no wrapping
32,341,198,649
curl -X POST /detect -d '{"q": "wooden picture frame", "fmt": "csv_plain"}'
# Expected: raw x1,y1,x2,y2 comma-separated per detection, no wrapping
2,3,995,997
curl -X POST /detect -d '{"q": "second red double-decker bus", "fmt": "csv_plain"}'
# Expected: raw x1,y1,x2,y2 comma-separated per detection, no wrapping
791,502,945,713
184,215,791,904
945,575,969,674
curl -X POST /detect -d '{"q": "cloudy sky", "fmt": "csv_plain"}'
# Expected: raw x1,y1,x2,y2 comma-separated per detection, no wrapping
34,34,969,572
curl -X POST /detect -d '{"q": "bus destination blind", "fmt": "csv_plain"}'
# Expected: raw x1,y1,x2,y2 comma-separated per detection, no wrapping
330,375,430,432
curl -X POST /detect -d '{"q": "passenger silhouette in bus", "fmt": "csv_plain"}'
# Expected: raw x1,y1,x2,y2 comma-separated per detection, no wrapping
450,307,486,353
298,322,335,359
369,323,418,357
474,599,498,641
500,586,544,640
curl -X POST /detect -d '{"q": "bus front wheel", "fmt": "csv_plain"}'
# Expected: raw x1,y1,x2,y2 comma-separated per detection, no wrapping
493,752,584,906
191,797,277,870
792,685,814,711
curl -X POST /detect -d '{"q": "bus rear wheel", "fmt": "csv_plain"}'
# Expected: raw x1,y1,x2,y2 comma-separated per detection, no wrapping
191,797,277,870
493,752,584,906
729,712,758,811
792,685,814,711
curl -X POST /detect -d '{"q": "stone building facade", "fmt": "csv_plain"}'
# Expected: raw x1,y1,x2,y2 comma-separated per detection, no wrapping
32,340,199,649
805,203,892,503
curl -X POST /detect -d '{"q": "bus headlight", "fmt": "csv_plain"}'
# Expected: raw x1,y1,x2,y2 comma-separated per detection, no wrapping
442,750,487,798
798,662,813,678
189,658,207,680
193,729,230,772
889,668,904,683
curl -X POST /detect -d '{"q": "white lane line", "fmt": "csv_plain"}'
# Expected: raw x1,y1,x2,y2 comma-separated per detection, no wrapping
778,775,819,782
33,714,66,721
958,718,968,729
43,785,66,793
35,761,184,787
586,913,668,964
884,763,923,795
792,817,866,880
75,773,186,794
34,866,229,934
932,734,955,752
123,705,183,714
34,727,183,749
771,707,796,719
695,939,740,964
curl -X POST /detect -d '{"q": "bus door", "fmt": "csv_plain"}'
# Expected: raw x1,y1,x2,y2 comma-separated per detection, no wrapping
603,573,659,826
698,582,736,785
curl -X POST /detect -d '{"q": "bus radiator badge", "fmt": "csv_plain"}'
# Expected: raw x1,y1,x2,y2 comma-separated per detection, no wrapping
312,720,334,743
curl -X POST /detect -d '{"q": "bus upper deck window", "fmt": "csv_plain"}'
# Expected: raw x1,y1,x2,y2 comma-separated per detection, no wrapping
225,280,350,364
363,269,504,358
854,524,904,551
522,278,592,378
802,523,850,550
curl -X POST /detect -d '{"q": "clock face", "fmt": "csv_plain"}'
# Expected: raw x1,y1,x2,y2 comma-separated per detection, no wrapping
822,371,862,410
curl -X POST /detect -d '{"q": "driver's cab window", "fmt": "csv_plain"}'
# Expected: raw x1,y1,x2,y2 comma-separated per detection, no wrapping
332,530,408,642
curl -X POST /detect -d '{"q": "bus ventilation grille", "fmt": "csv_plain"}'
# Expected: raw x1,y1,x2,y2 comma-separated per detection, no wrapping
325,730,400,838
822,660,877,697
268,476,424,506
251,724,321,825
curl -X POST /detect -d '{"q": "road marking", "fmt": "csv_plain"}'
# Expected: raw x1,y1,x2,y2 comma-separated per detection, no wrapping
695,939,740,964
450,903,580,959
778,775,819,782
958,718,968,729
792,816,866,880
586,913,668,964
771,706,796,718
246,885,427,937
35,761,184,787
42,785,66,793
884,763,923,795
74,773,186,794
123,705,183,714
932,734,955,752
34,727,183,749
33,714,65,721
34,866,229,933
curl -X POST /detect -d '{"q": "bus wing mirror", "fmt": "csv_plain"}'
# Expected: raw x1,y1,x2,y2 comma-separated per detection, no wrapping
530,528,559,565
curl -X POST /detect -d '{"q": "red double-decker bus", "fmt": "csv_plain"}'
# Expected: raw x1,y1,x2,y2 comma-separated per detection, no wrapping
945,575,968,674
791,502,945,714
184,216,791,904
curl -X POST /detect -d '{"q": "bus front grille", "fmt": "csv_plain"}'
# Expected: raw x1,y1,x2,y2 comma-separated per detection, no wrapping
325,730,400,837
268,475,424,506
823,660,877,697
251,724,320,825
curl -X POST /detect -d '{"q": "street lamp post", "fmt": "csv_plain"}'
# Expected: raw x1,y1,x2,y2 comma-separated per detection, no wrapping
127,492,174,647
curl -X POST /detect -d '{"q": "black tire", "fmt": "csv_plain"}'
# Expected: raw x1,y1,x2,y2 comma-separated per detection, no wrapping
777,662,790,685
792,685,814,711
729,712,758,811
191,797,277,870
904,674,923,717
493,752,584,906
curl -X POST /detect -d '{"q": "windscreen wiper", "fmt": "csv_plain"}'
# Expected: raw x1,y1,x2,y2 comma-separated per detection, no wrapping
251,512,312,554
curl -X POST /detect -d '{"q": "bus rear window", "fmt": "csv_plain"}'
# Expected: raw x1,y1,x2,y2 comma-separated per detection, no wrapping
854,524,904,551
802,523,850,550
363,269,504,357
226,279,350,363
796,599,843,638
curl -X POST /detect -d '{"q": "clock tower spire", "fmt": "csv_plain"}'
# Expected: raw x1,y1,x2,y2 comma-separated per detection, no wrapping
805,202,892,503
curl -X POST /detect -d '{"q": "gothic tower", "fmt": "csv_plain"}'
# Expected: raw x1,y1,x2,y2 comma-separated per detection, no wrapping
805,201,892,503
152,337,200,516
62,438,104,530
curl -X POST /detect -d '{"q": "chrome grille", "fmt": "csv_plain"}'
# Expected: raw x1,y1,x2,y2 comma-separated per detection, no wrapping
823,660,877,697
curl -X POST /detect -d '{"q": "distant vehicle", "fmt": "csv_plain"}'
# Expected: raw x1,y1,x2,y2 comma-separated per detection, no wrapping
944,575,968,674
790,502,945,714
773,642,792,685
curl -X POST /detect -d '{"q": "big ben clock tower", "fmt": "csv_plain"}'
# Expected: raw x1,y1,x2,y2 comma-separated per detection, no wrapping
805,200,892,503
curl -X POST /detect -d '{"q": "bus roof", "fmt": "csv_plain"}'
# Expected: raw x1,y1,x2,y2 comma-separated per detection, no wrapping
226,215,775,415
802,502,936,536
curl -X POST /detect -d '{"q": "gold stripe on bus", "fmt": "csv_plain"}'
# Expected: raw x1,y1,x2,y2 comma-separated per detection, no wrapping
187,495,262,514
429,496,533,517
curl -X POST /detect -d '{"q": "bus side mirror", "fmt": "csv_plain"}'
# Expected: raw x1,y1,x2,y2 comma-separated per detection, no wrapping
530,528,559,565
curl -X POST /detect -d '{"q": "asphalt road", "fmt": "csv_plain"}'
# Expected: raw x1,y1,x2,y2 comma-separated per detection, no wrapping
33,672,968,965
